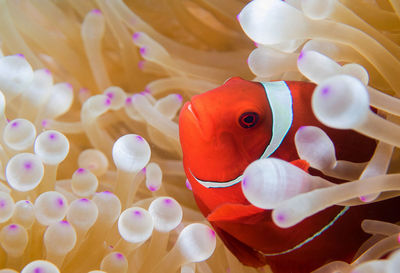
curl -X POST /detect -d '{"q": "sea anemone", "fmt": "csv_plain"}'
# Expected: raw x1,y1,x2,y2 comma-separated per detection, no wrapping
0,0,398,273
239,0,400,272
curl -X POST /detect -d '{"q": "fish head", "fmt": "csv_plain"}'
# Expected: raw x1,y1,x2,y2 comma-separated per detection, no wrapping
179,77,273,183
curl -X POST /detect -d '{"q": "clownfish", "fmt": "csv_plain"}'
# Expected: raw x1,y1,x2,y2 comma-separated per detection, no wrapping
179,77,400,273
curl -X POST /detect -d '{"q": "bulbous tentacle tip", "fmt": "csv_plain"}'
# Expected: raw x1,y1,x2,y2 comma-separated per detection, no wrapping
242,158,314,209
312,75,370,130
91,9,102,14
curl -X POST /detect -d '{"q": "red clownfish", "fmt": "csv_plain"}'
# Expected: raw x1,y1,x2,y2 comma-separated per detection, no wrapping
179,77,400,273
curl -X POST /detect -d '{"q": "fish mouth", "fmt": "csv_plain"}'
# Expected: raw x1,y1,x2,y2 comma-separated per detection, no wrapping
182,101,211,140
187,103,199,122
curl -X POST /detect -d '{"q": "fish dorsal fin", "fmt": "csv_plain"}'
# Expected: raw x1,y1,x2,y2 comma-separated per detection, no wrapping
191,81,293,189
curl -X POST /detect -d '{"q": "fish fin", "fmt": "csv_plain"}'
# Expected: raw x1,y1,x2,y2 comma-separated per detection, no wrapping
207,203,265,223
290,159,310,173
211,224,268,268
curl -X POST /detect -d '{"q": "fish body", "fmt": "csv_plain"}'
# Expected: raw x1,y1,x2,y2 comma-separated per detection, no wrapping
179,77,399,272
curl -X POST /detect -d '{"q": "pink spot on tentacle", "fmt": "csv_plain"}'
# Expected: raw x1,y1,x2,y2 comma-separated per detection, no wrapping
115,252,124,260
132,32,140,41
57,198,64,207
298,51,304,61
140,47,147,55
175,94,183,101
321,86,331,96
76,168,86,174
125,97,133,105
106,92,114,99
24,161,33,170
164,198,172,205
276,213,286,223
34,267,43,273
41,119,48,128
185,179,192,191
48,133,57,140
242,178,247,188
209,228,216,238
297,126,306,132
138,60,145,70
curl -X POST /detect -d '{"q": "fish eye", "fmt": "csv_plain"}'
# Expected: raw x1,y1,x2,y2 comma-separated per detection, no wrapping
239,112,259,128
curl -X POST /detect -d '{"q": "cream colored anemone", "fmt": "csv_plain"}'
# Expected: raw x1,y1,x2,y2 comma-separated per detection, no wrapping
0,1,247,272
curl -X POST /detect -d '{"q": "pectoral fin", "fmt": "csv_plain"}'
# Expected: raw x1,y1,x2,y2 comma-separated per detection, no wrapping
207,203,265,223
